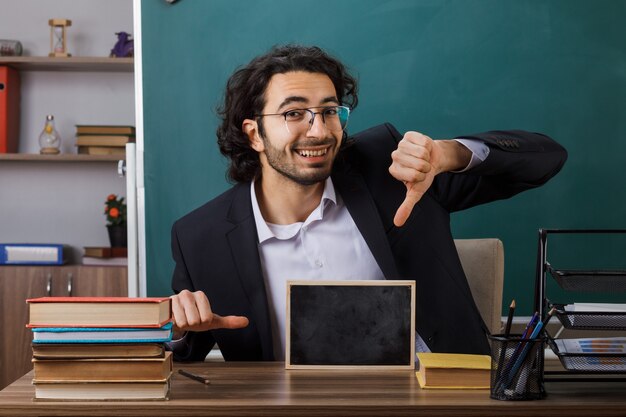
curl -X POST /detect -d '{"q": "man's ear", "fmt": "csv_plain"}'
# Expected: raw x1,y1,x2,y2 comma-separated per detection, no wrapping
242,119,264,152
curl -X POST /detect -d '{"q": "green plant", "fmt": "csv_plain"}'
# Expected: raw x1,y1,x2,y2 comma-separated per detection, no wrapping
104,194,127,226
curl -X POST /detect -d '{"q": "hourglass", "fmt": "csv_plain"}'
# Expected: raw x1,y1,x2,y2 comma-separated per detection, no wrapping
48,19,72,57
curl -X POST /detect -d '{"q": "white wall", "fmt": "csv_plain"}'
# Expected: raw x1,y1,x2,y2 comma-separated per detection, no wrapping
0,0,135,261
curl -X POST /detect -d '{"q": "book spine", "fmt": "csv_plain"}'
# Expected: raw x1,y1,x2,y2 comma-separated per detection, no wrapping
0,244,64,265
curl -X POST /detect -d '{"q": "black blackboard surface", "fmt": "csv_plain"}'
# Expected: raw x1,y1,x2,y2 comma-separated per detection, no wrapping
286,281,415,369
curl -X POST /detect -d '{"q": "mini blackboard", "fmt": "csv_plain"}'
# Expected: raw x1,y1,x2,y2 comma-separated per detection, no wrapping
286,280,415,369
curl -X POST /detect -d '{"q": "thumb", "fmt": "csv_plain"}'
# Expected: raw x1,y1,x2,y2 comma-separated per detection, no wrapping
210,314,249,330
393,186,425,227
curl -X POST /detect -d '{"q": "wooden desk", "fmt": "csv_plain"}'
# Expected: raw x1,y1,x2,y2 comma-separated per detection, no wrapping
0,362,625,417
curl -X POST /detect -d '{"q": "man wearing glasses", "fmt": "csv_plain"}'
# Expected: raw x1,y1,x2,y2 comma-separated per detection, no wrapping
168,45,567,361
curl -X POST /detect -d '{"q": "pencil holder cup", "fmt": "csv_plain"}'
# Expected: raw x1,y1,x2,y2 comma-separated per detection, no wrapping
488,334,546,401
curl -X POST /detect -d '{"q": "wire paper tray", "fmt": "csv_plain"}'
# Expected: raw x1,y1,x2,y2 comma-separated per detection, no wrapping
547,264,626,292
552,304,626,331
547,338,626,373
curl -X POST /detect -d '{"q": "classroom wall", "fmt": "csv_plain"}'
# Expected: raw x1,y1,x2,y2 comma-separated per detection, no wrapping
0,0,133,260
140,0,626,314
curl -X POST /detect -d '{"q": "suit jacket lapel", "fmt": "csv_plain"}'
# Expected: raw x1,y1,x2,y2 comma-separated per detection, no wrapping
332,169,399,280
225,183,274,360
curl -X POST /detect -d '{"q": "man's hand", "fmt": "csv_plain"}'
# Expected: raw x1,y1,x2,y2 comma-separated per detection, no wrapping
389,132,471,227
170,289,249,334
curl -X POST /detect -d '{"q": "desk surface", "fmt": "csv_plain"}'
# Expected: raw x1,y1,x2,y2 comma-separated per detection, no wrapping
0,362,625,417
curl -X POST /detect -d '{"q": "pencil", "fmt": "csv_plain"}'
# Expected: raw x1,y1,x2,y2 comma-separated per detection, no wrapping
504,307,556,389
504,299,516,336
495,300,516,387
178,369,210,384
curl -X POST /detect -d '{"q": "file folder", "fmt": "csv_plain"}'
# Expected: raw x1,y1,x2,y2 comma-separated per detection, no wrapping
0,66,20,153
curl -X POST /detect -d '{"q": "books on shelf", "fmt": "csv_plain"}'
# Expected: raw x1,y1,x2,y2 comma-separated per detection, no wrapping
415,352,491,389
82,256,128,266
32,342,165,359
83,246,127,258
27,297,172,328
76,135,134,147
33,351,173,382
32,323,173,344
0,243,66,265
75,125,135,135
74,125,134,156
34,380,170,401
77,145,125,156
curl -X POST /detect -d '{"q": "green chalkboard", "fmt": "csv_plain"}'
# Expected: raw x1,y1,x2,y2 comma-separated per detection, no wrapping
141,0,626,314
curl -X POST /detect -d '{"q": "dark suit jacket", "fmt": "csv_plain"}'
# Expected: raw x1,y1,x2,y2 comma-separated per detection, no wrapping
169,124,567,361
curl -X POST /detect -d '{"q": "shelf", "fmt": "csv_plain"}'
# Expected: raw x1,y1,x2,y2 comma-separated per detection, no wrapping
552,303,626,331
0,57,133,72
0,154,124,162
547,263,626,292
547,338,626,373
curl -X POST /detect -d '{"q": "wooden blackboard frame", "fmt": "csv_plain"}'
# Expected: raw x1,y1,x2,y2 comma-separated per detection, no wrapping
286,280,416,370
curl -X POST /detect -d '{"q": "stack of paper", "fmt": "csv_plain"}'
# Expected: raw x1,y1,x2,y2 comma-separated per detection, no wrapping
554,337,626,371
563,303,626,327
27,297,173,400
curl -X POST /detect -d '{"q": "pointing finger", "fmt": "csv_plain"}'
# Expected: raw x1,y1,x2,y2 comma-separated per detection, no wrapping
394,187,426,227
209,314,249,330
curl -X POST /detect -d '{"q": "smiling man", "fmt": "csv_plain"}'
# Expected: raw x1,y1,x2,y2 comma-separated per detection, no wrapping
168,45,567,362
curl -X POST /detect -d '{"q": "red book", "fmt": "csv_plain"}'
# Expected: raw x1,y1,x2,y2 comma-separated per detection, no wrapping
27,297,172,328
0,66,20,153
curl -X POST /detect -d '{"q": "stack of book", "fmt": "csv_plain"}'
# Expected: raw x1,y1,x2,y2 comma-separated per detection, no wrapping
27,297,173,400
75,125,135,156
82,246,128,266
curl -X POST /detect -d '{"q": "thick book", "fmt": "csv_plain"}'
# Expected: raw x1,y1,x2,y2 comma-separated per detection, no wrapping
31,322,173,343
82,256,128,266
27,297,171,328
32,351,172,382
0,243,65,265
75,125,135,135
34,380,170,401
77,145,125,155
415,352,491,389
75,135,134,147
83,246,128,258
32,343,165,359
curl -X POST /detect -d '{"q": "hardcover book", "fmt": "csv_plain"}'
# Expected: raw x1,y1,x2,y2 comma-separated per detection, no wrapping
75,135,134,147
27,297,171,328
34,380,170,401
82,256,128,266
77,146,125,156
32,351,172,382
31,323,173,344
415,352,491,389
83,247,128,258
32,343,165,359
75,125,135,135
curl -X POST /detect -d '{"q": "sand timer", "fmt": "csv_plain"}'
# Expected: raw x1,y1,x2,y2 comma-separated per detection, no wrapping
48,19,72,57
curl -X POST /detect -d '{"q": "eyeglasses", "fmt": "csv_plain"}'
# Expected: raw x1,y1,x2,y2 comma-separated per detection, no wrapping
255,105,350,135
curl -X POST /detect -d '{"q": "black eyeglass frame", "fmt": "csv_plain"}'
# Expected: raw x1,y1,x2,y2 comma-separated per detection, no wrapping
254,105,351,132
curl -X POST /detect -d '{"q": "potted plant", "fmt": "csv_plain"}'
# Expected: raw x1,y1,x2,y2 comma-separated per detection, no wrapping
104,194,127,248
